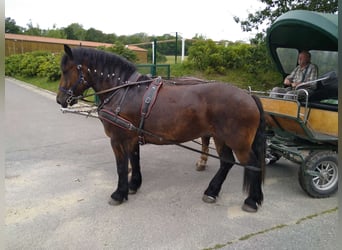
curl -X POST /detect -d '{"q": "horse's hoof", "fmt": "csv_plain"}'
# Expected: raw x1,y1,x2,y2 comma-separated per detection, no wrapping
196,161,207,171
108,198,123,206
128,189,137,194
241,203,258,213
202,195,216,203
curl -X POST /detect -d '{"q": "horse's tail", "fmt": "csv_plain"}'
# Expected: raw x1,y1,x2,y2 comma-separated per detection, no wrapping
241,94,266,208
251,94,266,182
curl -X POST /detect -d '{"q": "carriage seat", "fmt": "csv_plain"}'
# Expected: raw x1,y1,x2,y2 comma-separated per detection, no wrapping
303,71,338,111
306,101,338,112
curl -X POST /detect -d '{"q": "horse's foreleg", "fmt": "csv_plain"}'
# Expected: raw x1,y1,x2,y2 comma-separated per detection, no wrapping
109,139,129,205
128,143,142,194
196,136,210,171
203,143,234,203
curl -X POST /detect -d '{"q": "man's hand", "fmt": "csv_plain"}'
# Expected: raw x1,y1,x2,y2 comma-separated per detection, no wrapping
284,78,292,85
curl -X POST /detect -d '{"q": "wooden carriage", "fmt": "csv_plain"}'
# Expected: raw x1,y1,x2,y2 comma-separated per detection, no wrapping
257,10,338,198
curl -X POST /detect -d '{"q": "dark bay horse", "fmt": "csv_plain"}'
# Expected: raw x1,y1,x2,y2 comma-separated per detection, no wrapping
57,45,266,212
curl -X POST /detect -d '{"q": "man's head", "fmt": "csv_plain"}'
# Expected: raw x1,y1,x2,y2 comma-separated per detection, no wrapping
298,51,311,67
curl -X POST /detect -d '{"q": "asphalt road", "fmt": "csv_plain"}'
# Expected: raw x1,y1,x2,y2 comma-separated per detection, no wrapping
5,78,338,250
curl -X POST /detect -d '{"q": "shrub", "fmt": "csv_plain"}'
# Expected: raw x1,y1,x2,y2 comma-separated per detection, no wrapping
97,42,137,62
186,39,282,88
5,51,62,80
5,54,22,76
37,53,62,81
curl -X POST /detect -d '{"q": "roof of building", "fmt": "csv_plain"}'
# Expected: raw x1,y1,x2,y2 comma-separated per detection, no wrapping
5,33,147,52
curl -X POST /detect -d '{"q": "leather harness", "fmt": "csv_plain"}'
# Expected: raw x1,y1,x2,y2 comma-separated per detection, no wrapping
98,77,163,145
138,77,163,144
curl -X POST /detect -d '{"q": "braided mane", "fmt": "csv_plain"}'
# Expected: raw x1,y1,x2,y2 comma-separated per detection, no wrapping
61,47,137,78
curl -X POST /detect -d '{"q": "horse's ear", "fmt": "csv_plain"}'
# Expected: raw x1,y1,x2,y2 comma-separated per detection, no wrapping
64,44,73,60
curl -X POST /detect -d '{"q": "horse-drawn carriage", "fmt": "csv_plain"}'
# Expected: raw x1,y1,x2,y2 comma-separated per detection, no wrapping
56,10,337,211
257,10,338,198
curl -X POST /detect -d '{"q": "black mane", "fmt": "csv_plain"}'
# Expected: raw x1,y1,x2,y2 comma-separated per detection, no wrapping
61,47,137,80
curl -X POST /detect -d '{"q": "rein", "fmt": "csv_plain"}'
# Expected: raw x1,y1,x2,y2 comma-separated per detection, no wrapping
67,79,154,105
173,143,261,172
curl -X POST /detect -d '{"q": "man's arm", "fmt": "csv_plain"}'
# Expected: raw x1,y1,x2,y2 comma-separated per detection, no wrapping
284,66,298,86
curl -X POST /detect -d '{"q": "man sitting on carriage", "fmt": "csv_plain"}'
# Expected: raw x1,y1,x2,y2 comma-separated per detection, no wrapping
270,50,318,99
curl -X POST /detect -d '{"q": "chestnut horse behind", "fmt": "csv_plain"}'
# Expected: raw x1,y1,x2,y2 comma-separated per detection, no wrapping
57,45,266,212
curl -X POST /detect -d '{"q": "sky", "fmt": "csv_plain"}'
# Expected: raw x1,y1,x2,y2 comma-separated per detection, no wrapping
5,0,265,42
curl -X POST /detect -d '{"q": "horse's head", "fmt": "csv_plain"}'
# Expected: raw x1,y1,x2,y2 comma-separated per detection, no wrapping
56,45,92,108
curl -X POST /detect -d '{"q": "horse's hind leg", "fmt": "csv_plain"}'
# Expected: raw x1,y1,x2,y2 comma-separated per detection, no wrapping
128,142,142,194
203,141,234,203
236,98,266,212
235,149,264,213
196,136,210,171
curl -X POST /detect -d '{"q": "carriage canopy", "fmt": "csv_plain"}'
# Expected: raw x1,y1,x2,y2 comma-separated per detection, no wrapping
266,10,338,77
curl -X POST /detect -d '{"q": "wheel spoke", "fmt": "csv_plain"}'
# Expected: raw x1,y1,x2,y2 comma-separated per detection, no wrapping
312,176,320,185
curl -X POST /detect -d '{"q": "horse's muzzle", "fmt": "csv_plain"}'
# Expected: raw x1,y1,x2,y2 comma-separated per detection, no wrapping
56,92,77,108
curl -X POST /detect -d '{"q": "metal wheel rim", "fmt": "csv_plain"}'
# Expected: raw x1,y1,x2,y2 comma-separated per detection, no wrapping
311,160,338,191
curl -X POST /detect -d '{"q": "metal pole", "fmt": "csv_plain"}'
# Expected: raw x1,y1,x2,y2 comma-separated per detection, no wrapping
151,41,154,64
181,38,185,62
175,32,178,64
153,39,157,76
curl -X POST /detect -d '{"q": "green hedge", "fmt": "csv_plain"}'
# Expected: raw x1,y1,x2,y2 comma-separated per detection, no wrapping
5,51,62,81
187,40,282,89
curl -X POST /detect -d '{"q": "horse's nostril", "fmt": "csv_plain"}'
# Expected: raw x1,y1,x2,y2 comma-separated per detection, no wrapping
56,96,67,108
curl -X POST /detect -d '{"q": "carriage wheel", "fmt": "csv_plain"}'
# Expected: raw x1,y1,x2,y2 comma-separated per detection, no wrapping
298,151,338,198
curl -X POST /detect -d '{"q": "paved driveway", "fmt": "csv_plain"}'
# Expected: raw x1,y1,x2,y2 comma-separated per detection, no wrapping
5,78,338,249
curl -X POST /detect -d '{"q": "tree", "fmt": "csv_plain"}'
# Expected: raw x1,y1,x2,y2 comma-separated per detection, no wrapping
63,23,86,40
98,42,137,62
25,20,43,36
234,0,338,32
45,24,67,39
85,28,106,42
119,33,150,45
5,17,23,33
103,33,118,44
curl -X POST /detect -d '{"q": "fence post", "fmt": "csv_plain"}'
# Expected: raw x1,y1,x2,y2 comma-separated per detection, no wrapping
152,39,157,76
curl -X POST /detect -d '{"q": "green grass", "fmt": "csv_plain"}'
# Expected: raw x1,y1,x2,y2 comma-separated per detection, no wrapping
169,64,281,90
11,76,101,103
165,55,188,64
15,76,59,93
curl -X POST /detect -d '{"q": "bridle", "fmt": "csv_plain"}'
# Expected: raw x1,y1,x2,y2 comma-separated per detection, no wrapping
59,64,92,105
